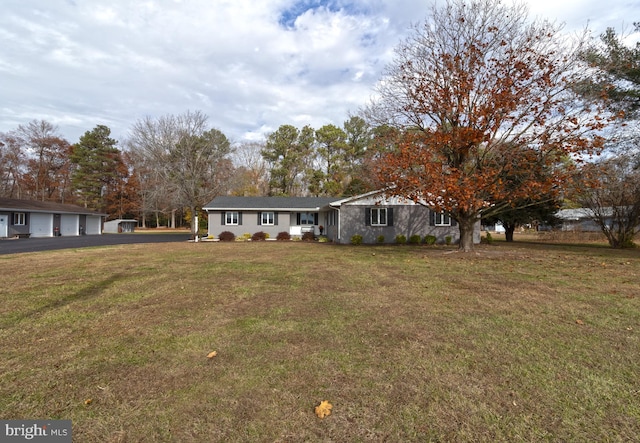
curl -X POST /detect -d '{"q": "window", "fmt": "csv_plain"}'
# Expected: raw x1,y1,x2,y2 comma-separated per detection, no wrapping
328,211,336,226
370,208,387,226
13,213,25,225
225,211,239,225
298,212,316,225
435,212,451,226
261,212,274,225
365,207,393,227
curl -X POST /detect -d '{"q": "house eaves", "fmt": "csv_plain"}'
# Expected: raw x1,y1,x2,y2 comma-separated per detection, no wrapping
203,196,337,212
0,198,106,216
328,187,423,208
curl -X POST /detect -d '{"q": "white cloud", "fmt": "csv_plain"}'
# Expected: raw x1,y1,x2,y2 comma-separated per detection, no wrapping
0,0,638,144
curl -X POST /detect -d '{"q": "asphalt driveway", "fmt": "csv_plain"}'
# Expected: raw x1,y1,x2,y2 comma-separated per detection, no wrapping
0,233,193,255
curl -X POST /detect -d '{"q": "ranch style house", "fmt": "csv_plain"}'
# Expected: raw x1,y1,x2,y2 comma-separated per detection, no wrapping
204,189,481,244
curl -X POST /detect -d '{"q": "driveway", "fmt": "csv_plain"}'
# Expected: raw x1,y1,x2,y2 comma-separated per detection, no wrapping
0,233,193,255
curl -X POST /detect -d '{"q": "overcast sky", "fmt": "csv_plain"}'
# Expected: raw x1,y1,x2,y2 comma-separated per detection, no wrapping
1,0,638,145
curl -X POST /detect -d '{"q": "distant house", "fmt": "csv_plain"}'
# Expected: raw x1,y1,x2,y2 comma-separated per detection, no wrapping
554,208,601,232
552,207,640,233
0,198,105,238
103,219,138,234
203,190,481,244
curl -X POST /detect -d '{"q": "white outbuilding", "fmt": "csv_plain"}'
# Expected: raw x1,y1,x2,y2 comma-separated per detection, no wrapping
103,219,138,233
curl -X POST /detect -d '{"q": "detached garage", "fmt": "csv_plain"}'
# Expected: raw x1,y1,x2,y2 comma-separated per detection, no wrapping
0,198,105,238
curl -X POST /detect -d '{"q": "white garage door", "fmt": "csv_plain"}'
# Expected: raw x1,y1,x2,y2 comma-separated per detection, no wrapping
30,213,53,237
85,216,102,235
60,214,79,236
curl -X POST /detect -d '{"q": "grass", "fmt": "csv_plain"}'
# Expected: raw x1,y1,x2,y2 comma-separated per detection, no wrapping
0,240,639,442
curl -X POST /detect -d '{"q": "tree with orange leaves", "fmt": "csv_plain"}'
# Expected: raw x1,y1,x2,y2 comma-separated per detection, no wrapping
367,0,611,251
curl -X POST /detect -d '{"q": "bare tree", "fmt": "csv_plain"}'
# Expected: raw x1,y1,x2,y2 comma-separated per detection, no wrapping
16,120,72,202
0,132,26,198
230,141,269,196
127,110,232,234
577,154,640,248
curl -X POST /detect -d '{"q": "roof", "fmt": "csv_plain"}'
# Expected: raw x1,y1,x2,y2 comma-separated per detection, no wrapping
329,189,387,207
203,196,338,211
0,198,106,216
556,208,597,220
104,219,138,224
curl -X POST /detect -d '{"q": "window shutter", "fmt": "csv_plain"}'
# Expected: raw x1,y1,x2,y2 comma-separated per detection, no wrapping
238,212,243,225
451,215,457,227
296,213,301,225
221,212,226,225
387,208,394,226
274,212,279,225
429,210,435,226
314,213,319,225
257,212,262,225
365,208,371,226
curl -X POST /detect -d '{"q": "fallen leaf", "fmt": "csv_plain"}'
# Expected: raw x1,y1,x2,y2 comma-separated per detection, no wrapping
207,351,218,359
315,400,332,418
576,319,585,325
84,399,92,405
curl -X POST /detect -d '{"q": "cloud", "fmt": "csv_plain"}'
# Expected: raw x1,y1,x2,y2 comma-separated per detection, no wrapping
0,0,638,144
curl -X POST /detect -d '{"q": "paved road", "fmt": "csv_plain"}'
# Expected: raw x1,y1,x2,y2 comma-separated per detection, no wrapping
0,233,193,255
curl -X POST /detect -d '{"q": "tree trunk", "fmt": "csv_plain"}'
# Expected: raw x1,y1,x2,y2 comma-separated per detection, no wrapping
457,216,477,252
504,223,516,242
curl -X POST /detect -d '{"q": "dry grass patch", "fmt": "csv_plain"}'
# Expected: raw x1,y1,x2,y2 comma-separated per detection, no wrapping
0,242,639,442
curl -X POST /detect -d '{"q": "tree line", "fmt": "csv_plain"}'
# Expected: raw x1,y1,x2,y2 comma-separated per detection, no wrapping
0,112,387,231
1,0,638,249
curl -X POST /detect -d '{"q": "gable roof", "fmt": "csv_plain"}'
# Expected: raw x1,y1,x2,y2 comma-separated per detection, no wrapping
0,198,105,216
203,196,337,211
329,189,387,207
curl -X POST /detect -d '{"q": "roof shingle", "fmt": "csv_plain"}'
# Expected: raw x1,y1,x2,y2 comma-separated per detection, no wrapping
203,196,336,211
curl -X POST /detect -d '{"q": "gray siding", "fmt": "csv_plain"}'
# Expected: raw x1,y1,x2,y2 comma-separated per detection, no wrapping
207,210,289,239
6,212,30,237
207,210,330,239
336,205,480,244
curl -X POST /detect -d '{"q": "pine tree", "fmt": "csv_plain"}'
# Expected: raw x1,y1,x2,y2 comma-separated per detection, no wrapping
70,125,122,211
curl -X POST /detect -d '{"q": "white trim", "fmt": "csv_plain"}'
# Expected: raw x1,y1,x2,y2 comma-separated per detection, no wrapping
261,211,275,225
225,211,239,225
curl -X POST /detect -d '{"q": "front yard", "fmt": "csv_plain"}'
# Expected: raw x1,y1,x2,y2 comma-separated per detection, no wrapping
1,241,638,441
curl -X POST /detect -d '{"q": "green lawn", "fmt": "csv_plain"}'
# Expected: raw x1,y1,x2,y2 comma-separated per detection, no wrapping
1,241,638,442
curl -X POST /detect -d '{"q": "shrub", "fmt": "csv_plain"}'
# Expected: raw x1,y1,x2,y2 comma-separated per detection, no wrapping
301,231,315,242
276,231,291,241
395,234,407,244
351,234,363,245
376,235,385,243
423,235,436,245
251,231,267,241
445,235,452,245
485,232,493,244
409,234,422,244
218,231,236,242
240,233,252,241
